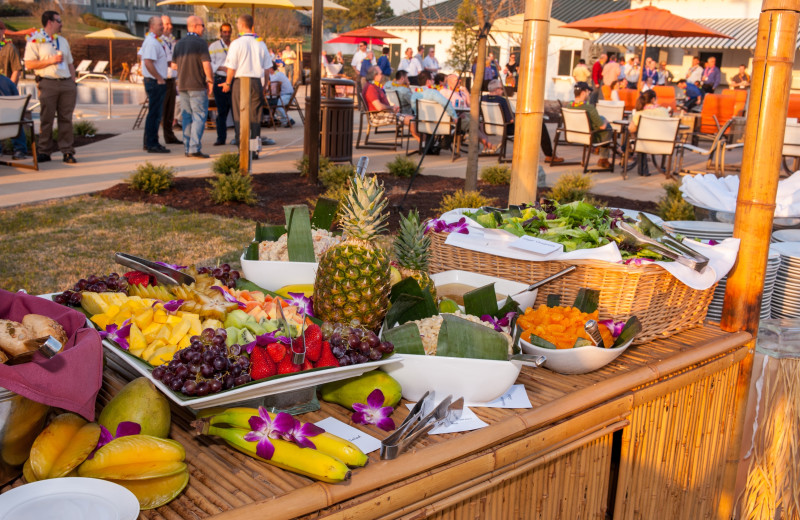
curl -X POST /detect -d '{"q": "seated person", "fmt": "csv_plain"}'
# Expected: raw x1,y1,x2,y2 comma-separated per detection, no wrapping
363,66,418,141
268,63,295,127
384,70,413,115
567,82,614,169
730,65,750,89
440,74,470,108
0,73,28,160
676,78,704,112
628,90,670,177
482,79,562,162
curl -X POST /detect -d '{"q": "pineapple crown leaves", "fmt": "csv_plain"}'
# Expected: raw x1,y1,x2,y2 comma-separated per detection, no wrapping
339,175,389,241
394,210,431,271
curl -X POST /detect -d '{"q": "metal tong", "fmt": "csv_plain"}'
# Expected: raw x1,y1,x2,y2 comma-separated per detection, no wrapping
8,335,63,365
511,266,577,297
114,253,195,286
380,392,464,460
277,302,306,365
616,221,710,272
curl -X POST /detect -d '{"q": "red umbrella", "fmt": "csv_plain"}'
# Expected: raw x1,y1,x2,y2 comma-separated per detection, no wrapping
561,6,731,87
326,26,399,48
326,35,385,46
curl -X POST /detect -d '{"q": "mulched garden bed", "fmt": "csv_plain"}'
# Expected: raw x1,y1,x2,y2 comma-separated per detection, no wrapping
73,133,116,147
97,172,659,231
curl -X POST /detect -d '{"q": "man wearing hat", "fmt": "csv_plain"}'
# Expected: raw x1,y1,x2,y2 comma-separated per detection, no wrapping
569,82,614,169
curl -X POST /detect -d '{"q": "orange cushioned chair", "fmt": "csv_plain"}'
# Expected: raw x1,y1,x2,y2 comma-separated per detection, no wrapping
788,93,800,119
700,94,721,134
620,89,639,111
653,86,676,112
601,85,612,100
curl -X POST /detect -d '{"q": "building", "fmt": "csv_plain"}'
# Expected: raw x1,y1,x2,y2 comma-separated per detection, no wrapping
90,0,193,37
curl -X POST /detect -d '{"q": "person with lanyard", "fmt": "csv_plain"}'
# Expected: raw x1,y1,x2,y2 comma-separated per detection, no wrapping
441,74,469,109
363,66,418,142
139,16,171,153
173,15,212,159
423,48,440,75
351,41,368,75
676,78,704,112
0,21,22,85
23,10,77,164
384,69,413,114
730,64,751,89
398,47,422,86
642,58,658,86
221,14,272,161
160,15,181,145
568,82,614,169
377,47,392,77
624,57,640,85
686,56,702,86
209,23,232,146
701,56,721,93
281,44,296,84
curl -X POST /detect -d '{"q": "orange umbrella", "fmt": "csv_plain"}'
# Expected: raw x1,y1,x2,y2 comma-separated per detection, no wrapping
561,5,731,87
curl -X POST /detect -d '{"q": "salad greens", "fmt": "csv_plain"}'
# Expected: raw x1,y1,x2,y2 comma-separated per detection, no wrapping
465,200,666,261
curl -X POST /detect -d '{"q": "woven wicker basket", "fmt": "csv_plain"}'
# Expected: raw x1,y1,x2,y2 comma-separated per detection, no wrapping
429,232,715,344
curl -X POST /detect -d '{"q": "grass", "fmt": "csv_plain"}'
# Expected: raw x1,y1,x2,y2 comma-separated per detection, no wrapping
0,196,254,295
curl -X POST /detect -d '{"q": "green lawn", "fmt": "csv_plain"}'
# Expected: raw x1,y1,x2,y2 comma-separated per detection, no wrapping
4,16,100,36
0,196,254,295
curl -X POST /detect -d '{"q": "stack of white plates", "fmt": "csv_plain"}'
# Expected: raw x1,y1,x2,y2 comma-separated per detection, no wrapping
772,229,800,243
771,242,800,319
706,248,780,322
663,220,734,242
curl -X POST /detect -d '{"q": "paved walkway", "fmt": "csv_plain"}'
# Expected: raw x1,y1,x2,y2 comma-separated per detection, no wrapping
0,86,728,209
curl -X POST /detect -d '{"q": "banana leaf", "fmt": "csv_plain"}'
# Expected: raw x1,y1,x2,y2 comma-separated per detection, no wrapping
612,316,642,348
310,198,339,231
243,241,259,260
255,222,286,242
284,205,316,263
436,314,509,360
546,294,562,307
385,278,438,327
381,322,425,355
572,288,600,313
496,296,520,318
463,283,499,318
523,331,559,350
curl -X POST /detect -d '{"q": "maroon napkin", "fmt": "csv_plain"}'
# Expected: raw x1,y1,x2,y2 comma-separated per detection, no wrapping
0,289,103,420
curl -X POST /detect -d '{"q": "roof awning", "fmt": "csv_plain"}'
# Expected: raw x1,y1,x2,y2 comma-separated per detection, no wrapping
100,11,128,22
595,18,800,50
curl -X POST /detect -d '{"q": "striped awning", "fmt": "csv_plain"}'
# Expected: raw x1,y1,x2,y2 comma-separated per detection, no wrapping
594,18,800,50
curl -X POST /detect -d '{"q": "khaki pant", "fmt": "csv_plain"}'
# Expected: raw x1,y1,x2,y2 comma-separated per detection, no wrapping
38,78,77,155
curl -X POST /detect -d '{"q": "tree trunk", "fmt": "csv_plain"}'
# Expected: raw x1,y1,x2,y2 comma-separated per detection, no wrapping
465,10,487,192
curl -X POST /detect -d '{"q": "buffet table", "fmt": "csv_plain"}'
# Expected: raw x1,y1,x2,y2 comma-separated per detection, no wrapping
1,323,746,519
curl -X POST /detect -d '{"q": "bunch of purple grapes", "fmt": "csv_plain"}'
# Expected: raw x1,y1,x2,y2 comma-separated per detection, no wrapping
320,320,394,366
197,264,240,289
151,328,251,397
53,273,128,306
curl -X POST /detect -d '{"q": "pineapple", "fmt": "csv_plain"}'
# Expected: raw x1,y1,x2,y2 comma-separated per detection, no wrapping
313,175,391,330
393,210,436,299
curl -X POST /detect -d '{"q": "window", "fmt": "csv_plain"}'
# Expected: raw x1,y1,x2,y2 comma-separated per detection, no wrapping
558,50,581,76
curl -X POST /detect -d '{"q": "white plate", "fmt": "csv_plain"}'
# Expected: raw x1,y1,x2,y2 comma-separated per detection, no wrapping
381,354,521,403
0,478,139,520
773,242,800,259
664,221,734,233
518,335,634,375
239,254,318,292
430,270,536,312
772,230,800,242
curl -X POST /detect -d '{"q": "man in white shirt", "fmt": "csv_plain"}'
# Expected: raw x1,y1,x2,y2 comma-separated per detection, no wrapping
423,48,440,74
398,47,422,86
139,16,170,153
350,41,367,73
268,63,294,127
686,56,702,85
221,14,272,160
208,23,232,146
160,15,181,144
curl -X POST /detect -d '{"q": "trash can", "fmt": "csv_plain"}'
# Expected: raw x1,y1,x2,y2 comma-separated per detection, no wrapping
306,78,355,163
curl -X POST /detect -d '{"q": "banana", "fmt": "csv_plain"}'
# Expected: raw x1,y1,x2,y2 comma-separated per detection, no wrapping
205,425,351,483
198,407,368,468
276,284,314,298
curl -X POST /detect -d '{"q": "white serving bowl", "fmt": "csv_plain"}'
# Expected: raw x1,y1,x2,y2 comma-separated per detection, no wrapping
518,334,634,375
381,354,521,403
240,254,317,292
431,270,536,311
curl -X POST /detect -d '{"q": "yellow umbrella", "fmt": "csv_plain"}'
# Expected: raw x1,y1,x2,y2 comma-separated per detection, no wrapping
85,28,143,77
489,14,593,39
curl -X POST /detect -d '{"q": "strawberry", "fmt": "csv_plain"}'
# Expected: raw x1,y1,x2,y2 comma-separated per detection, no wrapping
315,341,340,368
123,271,153,287
303,324,323,361
302,358,314,371
277,355,301,374
249,346,277,380
266,343,286,363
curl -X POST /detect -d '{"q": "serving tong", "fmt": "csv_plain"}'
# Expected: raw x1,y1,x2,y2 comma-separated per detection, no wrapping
510,266,577,298
8,335,63,365
380,392,464,460
277,302,306,365
616,216,710,272
114,253,195,286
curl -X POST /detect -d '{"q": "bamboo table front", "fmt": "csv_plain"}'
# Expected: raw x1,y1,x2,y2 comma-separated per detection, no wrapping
2,324,751,519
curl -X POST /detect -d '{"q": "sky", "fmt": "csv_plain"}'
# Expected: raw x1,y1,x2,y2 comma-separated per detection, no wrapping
388,0,423,18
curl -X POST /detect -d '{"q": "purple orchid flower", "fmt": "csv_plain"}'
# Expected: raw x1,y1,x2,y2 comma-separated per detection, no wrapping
623,257,654,266
283,416,325,449
707,239,719,246
243,408,296,460
150,299,184,314
244,330,291,354
352,389,396,432
99,320,132,350
154,261,188,271
88,421,141,459
480,312,517,332
210,286,245,308
284,292,314,317
599,319,626,338
425,217,470,235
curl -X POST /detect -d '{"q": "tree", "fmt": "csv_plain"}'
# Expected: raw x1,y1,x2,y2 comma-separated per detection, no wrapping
324,0,395,33
209,8,301,41
447,0,478,72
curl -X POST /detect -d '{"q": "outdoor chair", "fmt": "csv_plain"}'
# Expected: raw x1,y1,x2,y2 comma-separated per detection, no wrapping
355,84,401,150
386,90,414,142
284,81,305,124
623,114,681,179
89,61,109,77
551,107,617,173
409,98,461,161
0,95,38,171
596,100,625,135
782,120,800,175
480,101,510,163
133,97,148,130
676,117,738,176
75,60,92,76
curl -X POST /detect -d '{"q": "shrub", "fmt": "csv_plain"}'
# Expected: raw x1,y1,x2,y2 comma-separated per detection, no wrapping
73,120,97,137
208,173,258,205
212,152,242,175
295,154,331,177
657,181,695,221
129,163,175,195
386,155,418,178
550,172,594,203
319,163,354,189
480,165,511,185
437,189,496,214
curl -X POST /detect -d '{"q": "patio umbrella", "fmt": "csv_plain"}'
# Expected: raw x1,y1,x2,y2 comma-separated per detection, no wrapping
561,5,731,87
489,15,592,40
326,35,385,47
85,28,143,77
327,26,399,53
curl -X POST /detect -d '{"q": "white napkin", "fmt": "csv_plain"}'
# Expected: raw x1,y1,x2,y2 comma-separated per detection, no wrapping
653,238,740,290
680,172,800,217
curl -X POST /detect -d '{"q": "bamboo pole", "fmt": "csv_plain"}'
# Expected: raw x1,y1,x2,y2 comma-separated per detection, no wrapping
305,0,322,184
508,0,553,205
238,76,251,173
718,1,800,518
